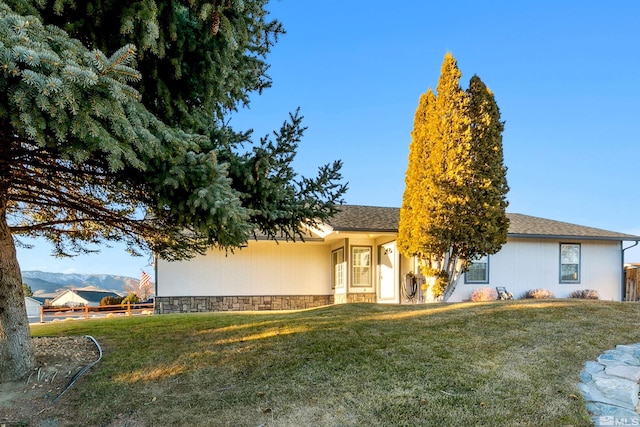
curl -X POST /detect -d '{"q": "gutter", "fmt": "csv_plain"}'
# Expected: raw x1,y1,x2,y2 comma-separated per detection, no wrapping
508,233,638,242
621,241,639,301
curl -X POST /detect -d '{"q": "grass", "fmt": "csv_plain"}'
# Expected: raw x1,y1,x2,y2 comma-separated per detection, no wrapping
30,300,640,426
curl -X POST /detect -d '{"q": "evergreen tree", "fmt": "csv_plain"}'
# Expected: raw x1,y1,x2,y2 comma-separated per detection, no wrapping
465,75,509,262
22,283,33,298
398,90,435,258
398,53,508,300
0,1,346,382
6,0,346,241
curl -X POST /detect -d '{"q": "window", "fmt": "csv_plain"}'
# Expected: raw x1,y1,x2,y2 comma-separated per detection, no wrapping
331,248,345,289
352,246,372,287
465,255,489,284
560,243,580,283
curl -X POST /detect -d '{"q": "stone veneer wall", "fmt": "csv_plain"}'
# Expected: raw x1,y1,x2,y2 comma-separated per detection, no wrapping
155,295,334,313
155,293,377,313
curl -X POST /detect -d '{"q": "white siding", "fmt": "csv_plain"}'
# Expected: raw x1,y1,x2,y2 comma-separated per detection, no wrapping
50,291,90,307
157,232,626,305
449,238,622,302
158,240,331,296
25,297,42,317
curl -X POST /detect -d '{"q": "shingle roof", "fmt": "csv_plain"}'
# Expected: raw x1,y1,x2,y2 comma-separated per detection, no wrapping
327,205,640,241
328,205,399,232
506,213,639,240
73,290,121,303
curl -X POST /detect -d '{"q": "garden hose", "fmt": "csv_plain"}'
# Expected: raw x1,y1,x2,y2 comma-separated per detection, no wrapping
403,274,418,302
52,335,102,402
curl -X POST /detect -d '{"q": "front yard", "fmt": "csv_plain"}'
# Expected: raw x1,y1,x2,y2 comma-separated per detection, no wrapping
16,300,640,426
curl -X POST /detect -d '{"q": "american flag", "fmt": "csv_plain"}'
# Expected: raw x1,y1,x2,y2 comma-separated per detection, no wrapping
139,271,151,288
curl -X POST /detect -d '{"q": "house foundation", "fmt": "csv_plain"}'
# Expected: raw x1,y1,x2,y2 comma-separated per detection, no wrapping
155,295,335,313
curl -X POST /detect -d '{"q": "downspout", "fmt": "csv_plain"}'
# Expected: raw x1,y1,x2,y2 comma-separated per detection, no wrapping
622,241,639,301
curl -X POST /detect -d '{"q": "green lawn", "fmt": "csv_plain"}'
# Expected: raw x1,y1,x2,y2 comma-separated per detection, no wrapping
30,300,640,426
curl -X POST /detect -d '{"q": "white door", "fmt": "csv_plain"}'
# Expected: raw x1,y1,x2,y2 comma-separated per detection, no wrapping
378,241,398,303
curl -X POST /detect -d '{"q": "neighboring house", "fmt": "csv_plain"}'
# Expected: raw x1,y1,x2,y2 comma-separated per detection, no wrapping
155,205,640,313
49,289,122,307
24,297,43,317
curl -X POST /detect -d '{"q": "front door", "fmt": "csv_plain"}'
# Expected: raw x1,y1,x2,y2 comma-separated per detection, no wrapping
378,241,398,303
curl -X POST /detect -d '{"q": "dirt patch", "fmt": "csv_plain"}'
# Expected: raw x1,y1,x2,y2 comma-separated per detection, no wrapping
0,336,100,426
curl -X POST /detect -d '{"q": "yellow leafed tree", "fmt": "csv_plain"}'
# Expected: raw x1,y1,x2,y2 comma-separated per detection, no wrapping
398,53,509,300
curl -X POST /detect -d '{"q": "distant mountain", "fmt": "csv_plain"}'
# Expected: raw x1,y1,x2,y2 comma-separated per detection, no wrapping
22,271,144,297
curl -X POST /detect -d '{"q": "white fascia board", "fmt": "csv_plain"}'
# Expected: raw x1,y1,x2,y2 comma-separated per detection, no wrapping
303,221,334,239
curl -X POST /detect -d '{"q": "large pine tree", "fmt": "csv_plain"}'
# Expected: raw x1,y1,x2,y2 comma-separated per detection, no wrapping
6,0,346,240
0,1,346,382
398,53,508,300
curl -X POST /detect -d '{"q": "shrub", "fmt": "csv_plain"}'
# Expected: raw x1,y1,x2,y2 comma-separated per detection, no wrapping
431,271,449,299
121,292,140,306
569,289,599,300
471,287,498,302
100,296,124,308
521,289,555,299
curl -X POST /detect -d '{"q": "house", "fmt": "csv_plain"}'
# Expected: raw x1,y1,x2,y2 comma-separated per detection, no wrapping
24,296,43,317
49,289,122,307
155,205,640,313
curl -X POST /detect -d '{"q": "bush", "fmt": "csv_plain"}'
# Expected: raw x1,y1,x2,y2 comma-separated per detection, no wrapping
431,271,449,299
521,289,555,299
121,292,140,306
569,289,599,300
471,287,498,302
100,296,124,306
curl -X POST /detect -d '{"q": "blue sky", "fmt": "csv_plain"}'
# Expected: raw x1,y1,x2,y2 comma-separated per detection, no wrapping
16,0,640,279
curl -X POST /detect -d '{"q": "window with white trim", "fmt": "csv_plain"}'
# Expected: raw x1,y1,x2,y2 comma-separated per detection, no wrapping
465,255,489,284
331,248,345,289
352,246,372,287
560,243,580,283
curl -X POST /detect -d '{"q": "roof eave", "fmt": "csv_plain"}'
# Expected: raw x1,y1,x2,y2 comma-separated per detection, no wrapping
332,227,398,233
252,235,326,243
508,233,640,242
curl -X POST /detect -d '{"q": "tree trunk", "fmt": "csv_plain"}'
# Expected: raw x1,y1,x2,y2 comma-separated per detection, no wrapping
0,198,34,382
442,255,464,302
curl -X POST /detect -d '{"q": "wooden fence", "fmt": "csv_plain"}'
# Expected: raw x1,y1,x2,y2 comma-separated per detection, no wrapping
625,265,639,301
39,302,155,323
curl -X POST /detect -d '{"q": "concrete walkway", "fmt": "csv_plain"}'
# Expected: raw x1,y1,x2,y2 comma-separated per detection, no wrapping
579,343,640,426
